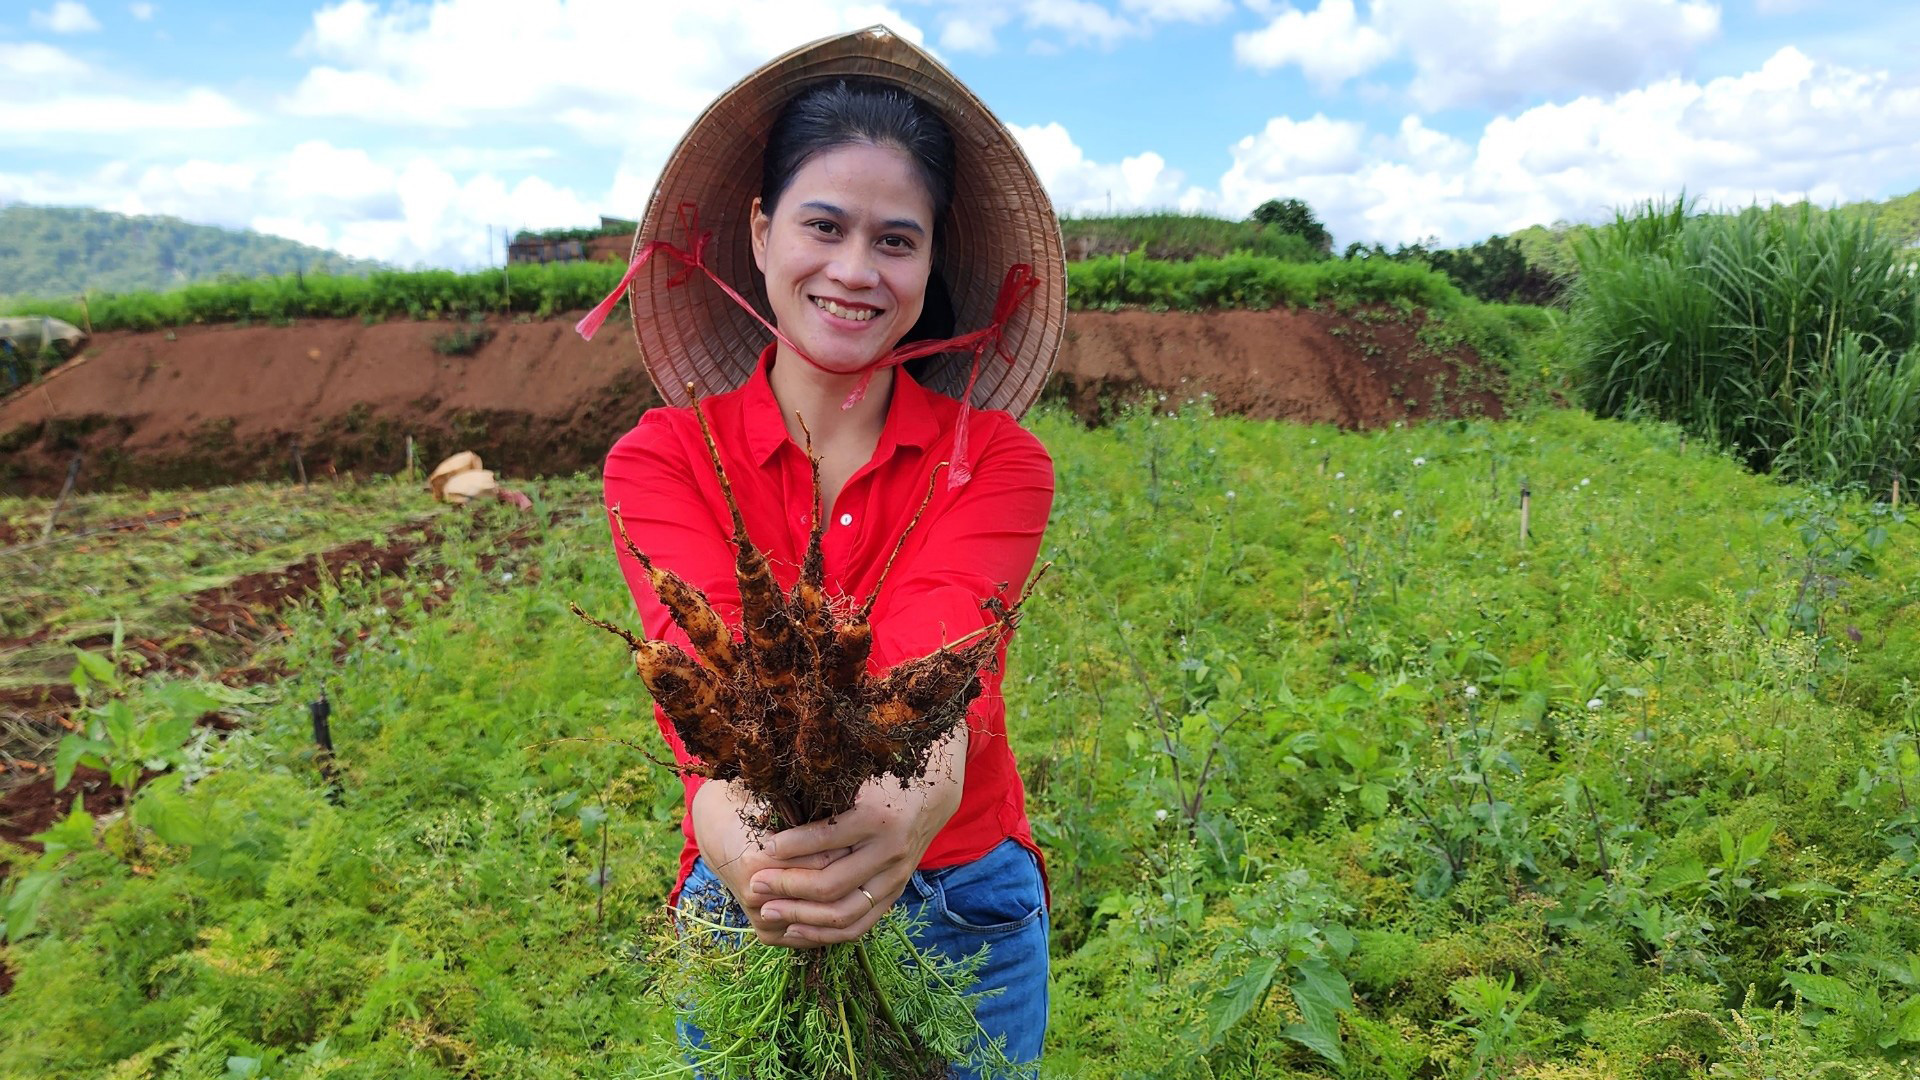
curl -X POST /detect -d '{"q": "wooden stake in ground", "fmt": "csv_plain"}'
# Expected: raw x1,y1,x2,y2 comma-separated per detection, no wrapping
309,692,340,801
404,434,415,480
42,453,82,540
1519,479,1531,547
292,438,308,490
1894,475,1903,509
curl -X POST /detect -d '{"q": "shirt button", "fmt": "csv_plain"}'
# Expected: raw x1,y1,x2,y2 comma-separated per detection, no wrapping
838,513,853,527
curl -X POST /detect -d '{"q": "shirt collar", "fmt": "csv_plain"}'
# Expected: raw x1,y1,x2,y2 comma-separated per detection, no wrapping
736,343,946,467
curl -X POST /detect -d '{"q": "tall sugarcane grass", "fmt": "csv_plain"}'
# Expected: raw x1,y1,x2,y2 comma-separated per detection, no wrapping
1571,197,1920,492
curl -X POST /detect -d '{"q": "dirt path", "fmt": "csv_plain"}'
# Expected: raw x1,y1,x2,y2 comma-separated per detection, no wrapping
0,308,1502,495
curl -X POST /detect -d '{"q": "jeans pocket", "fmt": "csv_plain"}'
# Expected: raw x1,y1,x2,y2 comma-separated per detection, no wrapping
930,840,1045,935
676,858,750,933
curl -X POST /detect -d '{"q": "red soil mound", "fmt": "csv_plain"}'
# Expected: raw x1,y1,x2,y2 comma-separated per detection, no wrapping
0,308,1502,495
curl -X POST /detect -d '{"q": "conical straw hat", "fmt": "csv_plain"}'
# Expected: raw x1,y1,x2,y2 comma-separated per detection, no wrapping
626,25,1066,418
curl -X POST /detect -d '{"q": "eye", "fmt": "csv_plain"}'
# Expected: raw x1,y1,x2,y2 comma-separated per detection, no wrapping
878,234,916,251
805,219,840,236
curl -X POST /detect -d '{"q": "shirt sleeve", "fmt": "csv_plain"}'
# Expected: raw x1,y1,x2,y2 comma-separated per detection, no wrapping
602,409,741,802
868,417,1055,670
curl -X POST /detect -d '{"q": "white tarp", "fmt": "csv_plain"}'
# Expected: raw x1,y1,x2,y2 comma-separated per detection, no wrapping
0,315,87,355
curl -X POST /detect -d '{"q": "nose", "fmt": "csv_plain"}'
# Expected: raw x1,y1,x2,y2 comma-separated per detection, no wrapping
825,248,881,291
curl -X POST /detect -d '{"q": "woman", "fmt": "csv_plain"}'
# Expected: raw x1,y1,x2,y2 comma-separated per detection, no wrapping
586,26,1068,1071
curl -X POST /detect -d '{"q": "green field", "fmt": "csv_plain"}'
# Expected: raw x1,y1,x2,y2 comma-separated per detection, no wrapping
3,403,1917,1078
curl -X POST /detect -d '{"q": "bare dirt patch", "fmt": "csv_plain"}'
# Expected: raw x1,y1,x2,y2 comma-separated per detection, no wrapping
0,308,1503,495
1051,307,1505,427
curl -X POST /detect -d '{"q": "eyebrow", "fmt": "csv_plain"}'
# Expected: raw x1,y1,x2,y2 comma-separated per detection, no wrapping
797,201,925,238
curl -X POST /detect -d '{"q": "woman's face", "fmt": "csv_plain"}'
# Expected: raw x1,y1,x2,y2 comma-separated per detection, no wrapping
751,142,934,375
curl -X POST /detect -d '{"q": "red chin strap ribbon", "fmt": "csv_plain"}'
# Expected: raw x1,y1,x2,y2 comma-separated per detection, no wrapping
577,203,1040,489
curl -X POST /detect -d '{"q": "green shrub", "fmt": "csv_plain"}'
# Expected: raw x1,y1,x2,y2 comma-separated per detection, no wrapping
1061,211,1326,262
1571,197,1920,492
431,317,496,357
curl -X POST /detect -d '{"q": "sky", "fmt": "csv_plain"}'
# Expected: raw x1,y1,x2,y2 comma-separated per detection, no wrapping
3,0,1917,269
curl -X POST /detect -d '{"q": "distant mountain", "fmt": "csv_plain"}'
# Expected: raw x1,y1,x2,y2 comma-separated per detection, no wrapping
0,204,386,298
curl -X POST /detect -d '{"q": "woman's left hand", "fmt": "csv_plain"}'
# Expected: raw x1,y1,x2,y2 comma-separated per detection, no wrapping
746,727,968,947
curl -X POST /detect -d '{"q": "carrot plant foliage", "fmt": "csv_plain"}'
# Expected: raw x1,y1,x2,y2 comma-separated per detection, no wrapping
1,403,1918,1079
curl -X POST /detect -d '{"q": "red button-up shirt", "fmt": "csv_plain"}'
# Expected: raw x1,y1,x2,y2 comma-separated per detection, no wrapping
603,344,1054,899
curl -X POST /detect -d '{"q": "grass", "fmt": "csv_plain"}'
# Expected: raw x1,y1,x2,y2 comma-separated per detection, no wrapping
1570,198,1920,494
3,404,1917,1078
1059,212,1324,262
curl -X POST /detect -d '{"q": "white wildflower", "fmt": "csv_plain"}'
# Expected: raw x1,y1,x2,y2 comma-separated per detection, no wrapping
1335,471,1345,480
1464,684,1480,699
1154,809,1169,823
1413,456,1426,467
1587,698,1604,711
1393,509,1403,518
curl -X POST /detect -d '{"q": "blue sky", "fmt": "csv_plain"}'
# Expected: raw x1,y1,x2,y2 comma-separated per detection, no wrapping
4,0,1917,268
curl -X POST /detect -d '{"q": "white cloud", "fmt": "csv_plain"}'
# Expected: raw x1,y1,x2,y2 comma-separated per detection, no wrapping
1233,0,1393,89
1116,0,1232,21
129,1,155,19
6,87,254,135
1236,0,1722,109
1010,121,1206,213
0,42,90,79
284,0,926,140
939,10,1008,52
1020,0,1138,46
1223,114,1369,183
937,0,1224,54
29,1,101,32
0,140,598,268
0,42,252,141
1212,47,1920,248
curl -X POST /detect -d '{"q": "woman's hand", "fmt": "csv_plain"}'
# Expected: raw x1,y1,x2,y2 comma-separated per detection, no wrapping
747,727,969,947
688,779,851,946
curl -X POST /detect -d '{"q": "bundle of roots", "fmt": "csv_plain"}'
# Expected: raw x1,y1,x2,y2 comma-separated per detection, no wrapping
572,394,1044,830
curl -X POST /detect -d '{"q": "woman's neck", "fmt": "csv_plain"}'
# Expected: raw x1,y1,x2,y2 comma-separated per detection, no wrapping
766,346,895,455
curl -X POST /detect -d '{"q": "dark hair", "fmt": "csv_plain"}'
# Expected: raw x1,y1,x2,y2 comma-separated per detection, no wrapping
762,79,956,222
762,80,958,365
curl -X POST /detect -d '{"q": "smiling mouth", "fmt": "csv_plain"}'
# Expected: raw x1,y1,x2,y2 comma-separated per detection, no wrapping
811,296,882,322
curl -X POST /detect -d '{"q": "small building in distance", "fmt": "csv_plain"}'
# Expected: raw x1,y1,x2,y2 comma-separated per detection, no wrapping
507,217,637,265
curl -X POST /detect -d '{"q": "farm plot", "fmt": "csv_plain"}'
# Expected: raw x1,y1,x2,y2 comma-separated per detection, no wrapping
0,481,442,708
1,407,1918,1079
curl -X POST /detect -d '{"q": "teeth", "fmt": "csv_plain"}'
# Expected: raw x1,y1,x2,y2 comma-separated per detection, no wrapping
813,297,876,322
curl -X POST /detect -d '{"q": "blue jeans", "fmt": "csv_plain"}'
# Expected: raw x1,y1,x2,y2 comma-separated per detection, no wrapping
675,837,1050,1076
